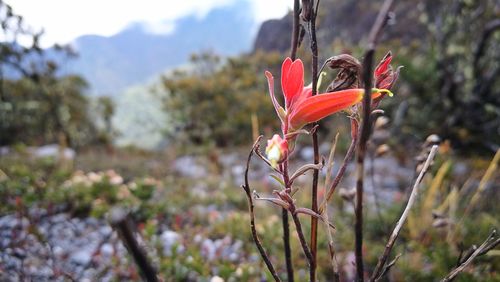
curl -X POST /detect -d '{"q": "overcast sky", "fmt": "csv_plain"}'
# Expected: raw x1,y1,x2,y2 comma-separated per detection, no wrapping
6,0,292,47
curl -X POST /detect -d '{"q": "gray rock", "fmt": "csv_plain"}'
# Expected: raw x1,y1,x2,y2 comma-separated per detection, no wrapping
201,238,217,260
173,156,207,178
300,146,315,160
99,226,113,236
100,243,114,257
70,249,93,265
161,230,180,256
30,144,76,160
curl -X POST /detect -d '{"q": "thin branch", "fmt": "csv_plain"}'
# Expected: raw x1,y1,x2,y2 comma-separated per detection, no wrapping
322,132,340,281
355,1,394,281
370,145,439,282
311,128,320,282
375,254,402,282
476,237,500,257
319,119,358,215
282,209,293,282
324,132,340,190
253,145,282,175
441,230,499,282
308,2,321,280
322,201,340,281
290,0,300,61
109,208,159,282
242,136,282,282
291,210,314,268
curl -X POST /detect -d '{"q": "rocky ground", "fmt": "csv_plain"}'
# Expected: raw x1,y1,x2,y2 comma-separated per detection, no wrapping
0,209,243,281
1,141,472,281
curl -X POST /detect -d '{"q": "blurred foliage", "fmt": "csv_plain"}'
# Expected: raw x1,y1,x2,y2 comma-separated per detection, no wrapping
395,0,500,152
161,51,283,147
0,75,97,147
0,1,110,148
320,0,500,153
93,96,116,144
161,0,499,153
1,0,52,79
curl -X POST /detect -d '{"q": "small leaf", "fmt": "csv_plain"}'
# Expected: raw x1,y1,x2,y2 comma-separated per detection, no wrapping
255,197,290,210
295,208,336,229
289,163,323,184
269,174,285,187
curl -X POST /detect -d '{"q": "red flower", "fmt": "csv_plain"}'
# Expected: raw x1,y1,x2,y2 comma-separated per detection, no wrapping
374,51,400,90
288,88,389,131
266,57,392,134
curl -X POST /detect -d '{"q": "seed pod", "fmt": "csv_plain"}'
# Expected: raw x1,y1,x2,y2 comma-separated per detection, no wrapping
339,187,356,202
375,144,390,157
325,54,362,92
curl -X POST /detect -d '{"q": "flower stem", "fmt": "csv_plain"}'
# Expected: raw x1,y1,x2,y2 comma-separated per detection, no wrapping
291,209,314,269
308,1,321,281
290,0,300,61
282,156,294,282
283,1,301,281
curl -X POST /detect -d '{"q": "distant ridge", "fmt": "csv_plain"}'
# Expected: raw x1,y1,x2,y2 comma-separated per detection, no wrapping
54,1,255,95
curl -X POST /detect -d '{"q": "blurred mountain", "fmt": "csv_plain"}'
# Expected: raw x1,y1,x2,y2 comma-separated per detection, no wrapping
56,1,255,95
254,0,425,53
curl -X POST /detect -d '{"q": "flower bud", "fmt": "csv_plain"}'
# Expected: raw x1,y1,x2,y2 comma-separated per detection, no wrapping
265,134,288,168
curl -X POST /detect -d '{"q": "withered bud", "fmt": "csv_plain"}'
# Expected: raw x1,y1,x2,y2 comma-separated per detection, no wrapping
339,187,356,202
414,155,427,163
424,134,441,147
301,0,313,22
375,144,390,157
415,159,435,173
327,54,362,71
326,54,362,92
374,116,390,130
432,218,450,228
432,210,445,219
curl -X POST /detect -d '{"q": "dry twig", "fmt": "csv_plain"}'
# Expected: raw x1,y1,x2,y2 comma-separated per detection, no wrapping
319,119,359,215
370,145,439,281
241,136,281,282
355,1,394,280
109,208,159,282
441,230,499,282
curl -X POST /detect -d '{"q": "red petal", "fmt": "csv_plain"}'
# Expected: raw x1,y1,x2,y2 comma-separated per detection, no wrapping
289,87,312,112
265,71,285,124
282,58,304,108
374,52,392,77
281,57,292,93
289,89,364,130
